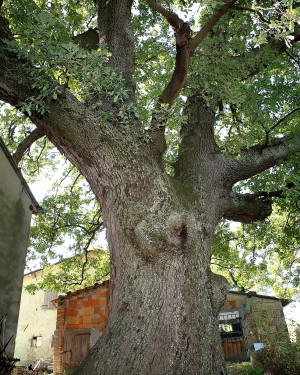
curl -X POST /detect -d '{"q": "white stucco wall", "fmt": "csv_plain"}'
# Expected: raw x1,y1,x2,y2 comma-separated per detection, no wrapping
14,271,57,366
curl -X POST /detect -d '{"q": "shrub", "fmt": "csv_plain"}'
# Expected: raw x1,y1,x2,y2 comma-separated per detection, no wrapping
255,342,300,375
243,366,263,375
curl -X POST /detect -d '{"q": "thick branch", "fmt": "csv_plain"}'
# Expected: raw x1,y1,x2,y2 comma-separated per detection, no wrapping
221,134,300,186
0,15,109,172
73,28,99,51
13,128,45,165
222,193,273,223
146,0,191,106
175,95,218,183
189,0,238,54
147,1,236,154
95,0,135,95
147,0,237,107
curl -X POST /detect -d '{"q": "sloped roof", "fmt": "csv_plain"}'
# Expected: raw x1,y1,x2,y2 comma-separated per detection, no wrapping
52,280,109,307
228,290,290,307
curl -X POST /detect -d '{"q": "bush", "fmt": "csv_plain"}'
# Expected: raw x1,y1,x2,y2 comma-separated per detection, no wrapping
246,309,300,375
245,365,263,375
254,342,300,375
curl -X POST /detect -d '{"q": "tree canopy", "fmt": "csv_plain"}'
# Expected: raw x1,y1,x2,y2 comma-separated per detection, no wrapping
0,0,299,299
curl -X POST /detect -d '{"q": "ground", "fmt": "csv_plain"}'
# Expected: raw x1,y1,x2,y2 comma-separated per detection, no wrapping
226,362,261,375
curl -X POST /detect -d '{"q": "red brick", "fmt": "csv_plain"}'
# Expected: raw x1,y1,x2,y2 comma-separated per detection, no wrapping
94,307,101,314
70,324,80,329
67,309,78,317
96,289,109,298
229,300,237,308
98,315,107,323
66,316,79,324
79,307,94,316
90,299,99,306
91,318,100,324
69,301,77,308
99,298,108,306
83,316,91,324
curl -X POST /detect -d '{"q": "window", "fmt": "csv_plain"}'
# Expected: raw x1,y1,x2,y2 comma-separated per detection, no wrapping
32,336,42,347
42,291,57,309
218,312,248,361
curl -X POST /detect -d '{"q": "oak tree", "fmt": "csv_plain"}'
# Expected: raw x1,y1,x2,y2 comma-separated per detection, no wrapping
0,1,299,374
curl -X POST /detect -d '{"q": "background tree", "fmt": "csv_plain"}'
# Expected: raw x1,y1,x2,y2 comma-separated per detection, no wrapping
0,1,299,374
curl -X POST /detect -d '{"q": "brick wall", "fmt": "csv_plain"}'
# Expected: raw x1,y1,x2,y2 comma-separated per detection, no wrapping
53,281,109,374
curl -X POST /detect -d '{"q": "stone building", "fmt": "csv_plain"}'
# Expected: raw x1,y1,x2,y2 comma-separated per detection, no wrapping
0,136,42,357
219,291,289,362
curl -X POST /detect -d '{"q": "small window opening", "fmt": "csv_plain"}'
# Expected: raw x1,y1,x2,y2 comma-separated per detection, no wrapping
32,336,42,347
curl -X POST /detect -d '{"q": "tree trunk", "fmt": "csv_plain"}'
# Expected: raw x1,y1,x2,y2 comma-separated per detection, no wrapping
70,133,229,375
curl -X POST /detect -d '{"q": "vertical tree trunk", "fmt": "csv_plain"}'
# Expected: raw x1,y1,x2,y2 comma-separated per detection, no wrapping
72,140,229,375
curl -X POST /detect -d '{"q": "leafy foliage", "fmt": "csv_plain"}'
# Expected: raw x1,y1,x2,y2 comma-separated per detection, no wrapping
0,0,299,296
251,311,300,375
25,250,110,294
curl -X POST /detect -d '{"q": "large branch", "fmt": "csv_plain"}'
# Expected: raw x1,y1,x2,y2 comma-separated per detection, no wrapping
146,1,236,154
220,134,300,186
95,0,135,95
189,0,238,54
174,95,218,182
146,0,190,106
13,128,45,165
73,28,99,51
146,0,237,107
222,192,273,223
0,15,108,171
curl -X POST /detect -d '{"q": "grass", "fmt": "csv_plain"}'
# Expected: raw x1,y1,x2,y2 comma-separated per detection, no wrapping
226,362,255,375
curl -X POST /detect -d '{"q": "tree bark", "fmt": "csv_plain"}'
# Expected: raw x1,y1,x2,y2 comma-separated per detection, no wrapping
70,132,229,375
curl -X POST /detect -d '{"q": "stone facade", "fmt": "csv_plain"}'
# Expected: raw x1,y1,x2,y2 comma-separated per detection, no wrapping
220,291,289,361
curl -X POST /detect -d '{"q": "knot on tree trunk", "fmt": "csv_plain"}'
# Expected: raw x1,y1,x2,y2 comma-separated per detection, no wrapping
134,211,202,258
